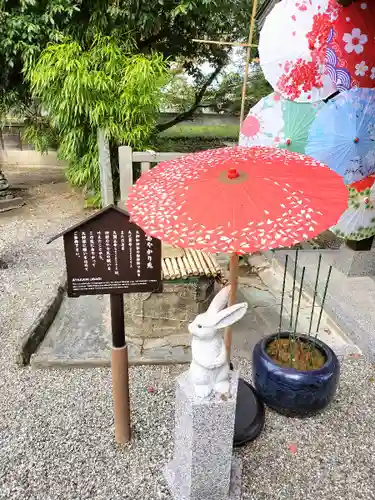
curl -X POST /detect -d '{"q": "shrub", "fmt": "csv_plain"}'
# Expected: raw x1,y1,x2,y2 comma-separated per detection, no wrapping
26,35,169,206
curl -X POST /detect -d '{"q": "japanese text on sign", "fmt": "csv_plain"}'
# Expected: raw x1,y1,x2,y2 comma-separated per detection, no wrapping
89,231,96,268
97,230,104,261
128,230,133,269
105,230,112,272
135,230,141,278
113,230,119,276
61,207,163,297
146,235,154,270
81,231,89,271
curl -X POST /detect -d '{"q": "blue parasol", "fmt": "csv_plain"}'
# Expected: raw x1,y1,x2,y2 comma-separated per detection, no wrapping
306,88,375,184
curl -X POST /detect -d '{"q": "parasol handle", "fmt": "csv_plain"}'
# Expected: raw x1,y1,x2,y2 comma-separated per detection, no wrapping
224,252,239,359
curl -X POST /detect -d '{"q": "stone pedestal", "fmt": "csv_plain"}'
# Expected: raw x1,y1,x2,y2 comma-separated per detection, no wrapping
164,371,241,500
333,244,375,276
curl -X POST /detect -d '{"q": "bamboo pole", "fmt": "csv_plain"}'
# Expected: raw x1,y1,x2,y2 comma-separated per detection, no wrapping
202,252,218,277
196,250,211,277
190,249,205,275
185,249,199,275
162,260,169,280
182,255,194,276
207,253,222,274
239,0,259,128
171,257,181,279
177,256,188,279
165,258,176,279
224,253,240,359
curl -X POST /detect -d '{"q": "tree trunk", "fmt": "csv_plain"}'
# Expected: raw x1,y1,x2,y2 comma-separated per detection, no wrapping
155,64,224,133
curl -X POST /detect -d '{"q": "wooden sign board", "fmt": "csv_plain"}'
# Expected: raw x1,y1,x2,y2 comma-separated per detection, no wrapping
48,205,162,444
48,206,162,298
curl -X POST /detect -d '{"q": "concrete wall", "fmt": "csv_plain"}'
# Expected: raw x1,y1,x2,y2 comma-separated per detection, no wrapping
0,129,67,167
0,149,67,168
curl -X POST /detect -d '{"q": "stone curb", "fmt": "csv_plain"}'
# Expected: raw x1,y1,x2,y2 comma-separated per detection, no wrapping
16,273,67,366
32,357,190,369
0,196,25,213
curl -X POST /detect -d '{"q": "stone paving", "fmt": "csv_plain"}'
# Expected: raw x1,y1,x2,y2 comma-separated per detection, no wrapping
32,260,360,367
262,249,375,359
31,286,269,367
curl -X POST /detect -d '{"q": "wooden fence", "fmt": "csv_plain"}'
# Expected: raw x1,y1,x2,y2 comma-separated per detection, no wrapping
118,146,186,204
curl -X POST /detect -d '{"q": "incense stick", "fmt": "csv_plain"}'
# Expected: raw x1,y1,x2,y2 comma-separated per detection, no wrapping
293,266,306,335
308,254,322,335
316,265,332,333
278,254,288,334
289,249,299,330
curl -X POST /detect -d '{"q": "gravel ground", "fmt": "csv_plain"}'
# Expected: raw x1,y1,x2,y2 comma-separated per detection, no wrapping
1,174,374,499
0,359,374,500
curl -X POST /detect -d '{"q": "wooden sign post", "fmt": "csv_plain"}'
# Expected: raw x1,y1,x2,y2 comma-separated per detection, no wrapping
48,205,162,444
110,293,130,443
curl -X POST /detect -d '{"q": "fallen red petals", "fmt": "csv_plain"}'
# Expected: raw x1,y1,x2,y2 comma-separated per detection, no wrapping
147,386,155,393
349,353,362,358
288,443,297,454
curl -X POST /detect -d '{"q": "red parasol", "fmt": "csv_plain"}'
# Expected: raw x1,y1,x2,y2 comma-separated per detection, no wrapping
127,146,347,355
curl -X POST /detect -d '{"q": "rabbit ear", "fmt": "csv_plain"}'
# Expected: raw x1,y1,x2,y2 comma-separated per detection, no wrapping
207,286,231,314
210,302,248,330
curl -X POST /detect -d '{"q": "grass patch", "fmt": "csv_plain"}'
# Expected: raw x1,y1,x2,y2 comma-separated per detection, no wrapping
160,123,239,140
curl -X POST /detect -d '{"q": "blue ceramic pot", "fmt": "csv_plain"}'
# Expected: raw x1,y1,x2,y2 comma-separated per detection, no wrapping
252,332,340,417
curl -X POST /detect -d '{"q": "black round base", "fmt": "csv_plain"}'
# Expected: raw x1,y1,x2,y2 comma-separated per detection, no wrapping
233,378,265,447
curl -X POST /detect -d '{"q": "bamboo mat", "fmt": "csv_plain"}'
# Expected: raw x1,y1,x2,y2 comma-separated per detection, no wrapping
162,248,222,280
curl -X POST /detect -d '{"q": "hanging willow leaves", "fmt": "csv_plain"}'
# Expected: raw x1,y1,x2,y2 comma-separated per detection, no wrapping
26,34,170,205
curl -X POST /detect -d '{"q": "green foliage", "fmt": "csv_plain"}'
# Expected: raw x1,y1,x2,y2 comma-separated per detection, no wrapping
26,35,169,204
202,64,273,115
153,120,239,153
0,0,256,204
160,123,239,139
1,0,252,109
0,0,80,108
28,35,169,145
151,136,231,157
162,63,272,119
161,75,196,114
22,117,59,152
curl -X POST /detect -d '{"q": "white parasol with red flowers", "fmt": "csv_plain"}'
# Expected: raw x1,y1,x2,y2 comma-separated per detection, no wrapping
259,0,338,102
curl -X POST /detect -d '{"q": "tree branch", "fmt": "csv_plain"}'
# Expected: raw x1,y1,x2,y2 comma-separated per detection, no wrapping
155,64,224,133
138,25,172,51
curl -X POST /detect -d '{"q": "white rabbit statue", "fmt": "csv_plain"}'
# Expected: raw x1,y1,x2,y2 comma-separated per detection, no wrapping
188,285,248,399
